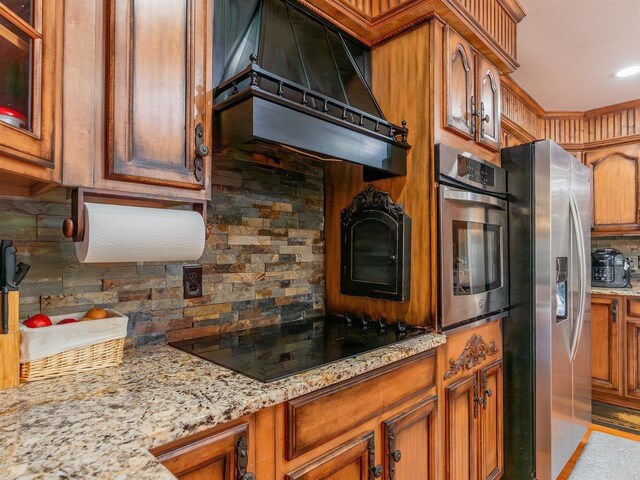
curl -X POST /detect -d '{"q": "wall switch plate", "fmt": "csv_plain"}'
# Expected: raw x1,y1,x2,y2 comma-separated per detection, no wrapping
183,264,203,299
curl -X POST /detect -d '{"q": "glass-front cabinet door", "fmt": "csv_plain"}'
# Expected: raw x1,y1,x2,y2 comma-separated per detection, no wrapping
0,0,61,178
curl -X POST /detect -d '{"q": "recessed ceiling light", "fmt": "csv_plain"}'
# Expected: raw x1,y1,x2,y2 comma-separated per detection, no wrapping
616,66,640,78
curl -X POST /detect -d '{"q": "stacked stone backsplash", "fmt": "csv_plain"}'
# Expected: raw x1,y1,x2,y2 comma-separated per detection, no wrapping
0,156,325,346
593,237,640,280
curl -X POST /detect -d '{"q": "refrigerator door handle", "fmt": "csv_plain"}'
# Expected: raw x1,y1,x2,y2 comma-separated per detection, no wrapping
569,192,588,363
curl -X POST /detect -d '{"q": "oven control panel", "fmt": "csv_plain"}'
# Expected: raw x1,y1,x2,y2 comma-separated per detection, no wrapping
457,155,495,187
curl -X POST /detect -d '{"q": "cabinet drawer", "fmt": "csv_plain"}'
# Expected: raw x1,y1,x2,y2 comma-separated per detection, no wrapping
286,351,435,459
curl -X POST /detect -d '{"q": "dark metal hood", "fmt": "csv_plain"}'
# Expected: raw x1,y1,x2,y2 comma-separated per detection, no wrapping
212,0,410,181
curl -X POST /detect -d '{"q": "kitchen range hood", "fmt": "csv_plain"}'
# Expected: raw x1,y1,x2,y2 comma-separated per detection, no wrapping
213,0,410,181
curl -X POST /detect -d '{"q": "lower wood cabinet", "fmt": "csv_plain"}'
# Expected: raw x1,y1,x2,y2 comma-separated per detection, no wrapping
153,419,256,480
382,396,437,480
478,361,503,480
592,294,640,409
284,432,376,480
444,360,503,480
150,326,508,480
591,295,621,395
445,373,477,480
626,316,640,400
439,320,503,480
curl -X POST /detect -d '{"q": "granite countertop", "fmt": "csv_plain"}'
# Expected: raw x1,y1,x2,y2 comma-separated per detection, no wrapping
591,286,640,296
0,332,445,479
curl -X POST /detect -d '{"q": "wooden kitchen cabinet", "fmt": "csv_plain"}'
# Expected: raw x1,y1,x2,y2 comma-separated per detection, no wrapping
382,396,438,480
278,351,437,479
439,321,503,480
475,54,501,151
444,361,503,480
586,144,640,234
0,0,63,195
154,418,256,480
626,316,640,400
444,25,501,152
104,0,209,191
60,0,212,201
445,374,477,480
591,294,640,410
153,350,442,480
445,27,475,139
591,295,622,395
478,361,503,480
284,432,374,480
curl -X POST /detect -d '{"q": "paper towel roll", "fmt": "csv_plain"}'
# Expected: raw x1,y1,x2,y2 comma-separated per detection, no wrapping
75,203,206,263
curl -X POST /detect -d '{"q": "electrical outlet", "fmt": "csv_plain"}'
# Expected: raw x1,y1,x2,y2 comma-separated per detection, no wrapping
183,265,203,299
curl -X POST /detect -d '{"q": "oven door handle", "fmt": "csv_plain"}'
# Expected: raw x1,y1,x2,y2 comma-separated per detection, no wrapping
443,189,507,210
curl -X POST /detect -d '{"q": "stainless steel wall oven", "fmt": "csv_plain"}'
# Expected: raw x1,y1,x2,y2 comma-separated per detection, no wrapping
437,144,509,330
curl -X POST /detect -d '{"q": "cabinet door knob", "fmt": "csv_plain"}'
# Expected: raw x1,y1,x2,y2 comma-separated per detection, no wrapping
391,449,402,462
197,144,210,157
371,464,383,478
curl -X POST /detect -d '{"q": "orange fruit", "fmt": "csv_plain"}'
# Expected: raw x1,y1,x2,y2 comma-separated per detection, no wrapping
84,308,108,320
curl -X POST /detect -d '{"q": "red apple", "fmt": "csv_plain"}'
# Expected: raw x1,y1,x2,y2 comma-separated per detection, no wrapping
24,314,52,328
57,318,78,325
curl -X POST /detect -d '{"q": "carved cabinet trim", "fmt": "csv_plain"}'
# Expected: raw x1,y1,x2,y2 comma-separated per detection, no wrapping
444,334,499,380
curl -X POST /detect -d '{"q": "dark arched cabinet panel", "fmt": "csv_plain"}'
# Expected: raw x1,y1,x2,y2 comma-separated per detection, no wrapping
340,185,411,302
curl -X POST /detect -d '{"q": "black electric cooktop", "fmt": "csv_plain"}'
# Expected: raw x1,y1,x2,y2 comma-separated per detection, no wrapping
169,315,427,383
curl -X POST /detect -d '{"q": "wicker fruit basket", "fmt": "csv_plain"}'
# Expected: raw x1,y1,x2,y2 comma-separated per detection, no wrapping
19,310,128,382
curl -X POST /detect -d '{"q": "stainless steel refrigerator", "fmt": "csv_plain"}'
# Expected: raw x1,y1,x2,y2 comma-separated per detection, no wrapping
502,140,591,480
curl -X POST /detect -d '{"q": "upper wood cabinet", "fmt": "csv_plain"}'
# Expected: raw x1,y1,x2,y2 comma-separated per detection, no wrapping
445,27,475,139
444,26,501,152
105,0,209,191
586,143,640,234
591,295,621,395
0,0,63,194
475,54,501,151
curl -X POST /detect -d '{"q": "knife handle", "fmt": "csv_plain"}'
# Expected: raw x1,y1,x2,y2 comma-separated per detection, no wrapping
1,288,8,335
4,246,16,288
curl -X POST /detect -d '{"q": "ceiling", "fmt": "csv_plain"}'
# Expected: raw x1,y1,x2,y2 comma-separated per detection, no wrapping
511,0,640,111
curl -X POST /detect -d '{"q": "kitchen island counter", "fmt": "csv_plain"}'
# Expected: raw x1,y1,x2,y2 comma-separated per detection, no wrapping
0,332,445,479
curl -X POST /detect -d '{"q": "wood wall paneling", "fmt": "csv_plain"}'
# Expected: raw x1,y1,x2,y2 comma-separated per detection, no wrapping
500,75,544,142
544,113,585,146
452,0,518,59
536,100,640,149
296,0,523,73
325,24,436,327
586,101,640,144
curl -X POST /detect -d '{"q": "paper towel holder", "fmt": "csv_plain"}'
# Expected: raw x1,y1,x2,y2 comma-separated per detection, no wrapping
62,188,211,242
